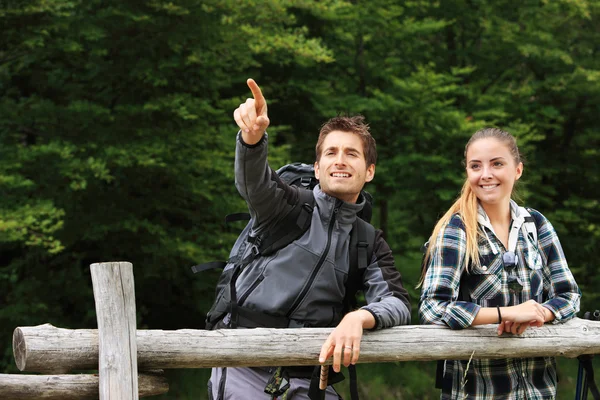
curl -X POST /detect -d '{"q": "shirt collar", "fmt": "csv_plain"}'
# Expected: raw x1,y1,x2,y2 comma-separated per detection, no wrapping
476,199,524,254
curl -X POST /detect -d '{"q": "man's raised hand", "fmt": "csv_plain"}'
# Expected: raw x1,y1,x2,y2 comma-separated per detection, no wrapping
233,78,270,145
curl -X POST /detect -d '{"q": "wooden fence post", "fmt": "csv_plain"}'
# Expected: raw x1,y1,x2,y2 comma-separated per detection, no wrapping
90,261,139,400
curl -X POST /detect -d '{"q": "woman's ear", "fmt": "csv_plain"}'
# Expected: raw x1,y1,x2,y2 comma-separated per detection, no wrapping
515,162,523,181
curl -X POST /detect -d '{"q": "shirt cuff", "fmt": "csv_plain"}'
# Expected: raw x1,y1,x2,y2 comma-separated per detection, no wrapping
360,306,381,330
542,302,565,324
442,301,480,330
237,130,267,148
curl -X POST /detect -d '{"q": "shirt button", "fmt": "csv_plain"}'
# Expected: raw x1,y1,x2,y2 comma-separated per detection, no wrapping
522,372,526,378
482,265,488,271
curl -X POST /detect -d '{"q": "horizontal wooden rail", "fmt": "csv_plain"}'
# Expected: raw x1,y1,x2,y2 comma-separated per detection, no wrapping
0,372,168,399
14,318,600,373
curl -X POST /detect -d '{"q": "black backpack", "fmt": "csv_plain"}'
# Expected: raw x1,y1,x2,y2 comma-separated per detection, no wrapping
193,163,375,400
193,162,376,330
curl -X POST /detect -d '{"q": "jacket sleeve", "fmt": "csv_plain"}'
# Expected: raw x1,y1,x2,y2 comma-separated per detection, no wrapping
531,210,581,323
419,216,480,330
360,230,412,329
235,131,298,232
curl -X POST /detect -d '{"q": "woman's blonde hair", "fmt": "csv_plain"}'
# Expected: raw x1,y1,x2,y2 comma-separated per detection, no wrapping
418,128,522,286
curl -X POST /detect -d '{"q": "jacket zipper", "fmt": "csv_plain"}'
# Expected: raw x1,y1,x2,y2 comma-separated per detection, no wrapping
286,204,339,318
237,274,265,306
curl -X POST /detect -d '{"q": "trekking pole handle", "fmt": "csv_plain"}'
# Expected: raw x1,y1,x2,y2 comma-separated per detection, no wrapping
319,365,328,390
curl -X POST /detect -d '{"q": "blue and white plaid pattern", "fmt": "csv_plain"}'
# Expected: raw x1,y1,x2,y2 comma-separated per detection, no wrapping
419,203,580,399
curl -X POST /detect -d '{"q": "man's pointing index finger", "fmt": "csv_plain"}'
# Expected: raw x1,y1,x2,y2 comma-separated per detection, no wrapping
247,78,265,105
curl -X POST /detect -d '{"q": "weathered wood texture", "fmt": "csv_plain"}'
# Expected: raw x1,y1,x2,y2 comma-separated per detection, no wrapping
0,372,168,399
14,318,600,373
90,262,139,400
13,324,98,373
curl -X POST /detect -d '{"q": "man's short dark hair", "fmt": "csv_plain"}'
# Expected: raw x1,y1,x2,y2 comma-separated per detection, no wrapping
315,115,377,167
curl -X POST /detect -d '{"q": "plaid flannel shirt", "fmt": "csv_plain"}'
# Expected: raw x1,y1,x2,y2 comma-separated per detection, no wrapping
419,201,581,400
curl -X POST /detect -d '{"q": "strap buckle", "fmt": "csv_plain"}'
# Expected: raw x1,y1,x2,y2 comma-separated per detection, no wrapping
264,367,290,397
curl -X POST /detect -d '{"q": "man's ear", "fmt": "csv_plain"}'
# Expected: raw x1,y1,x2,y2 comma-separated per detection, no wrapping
314,161,320,180
365,164,375,183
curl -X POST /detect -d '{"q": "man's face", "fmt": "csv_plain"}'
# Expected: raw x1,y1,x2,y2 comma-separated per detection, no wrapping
314,130,375,203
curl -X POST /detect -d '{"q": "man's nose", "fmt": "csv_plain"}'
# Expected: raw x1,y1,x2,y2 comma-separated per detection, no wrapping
335,152,346,164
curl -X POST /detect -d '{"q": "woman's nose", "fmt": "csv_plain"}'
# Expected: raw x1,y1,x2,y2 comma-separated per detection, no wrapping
482,166,493,179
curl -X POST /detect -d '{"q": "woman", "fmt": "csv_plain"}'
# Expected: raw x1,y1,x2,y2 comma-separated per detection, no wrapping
419,127,580,399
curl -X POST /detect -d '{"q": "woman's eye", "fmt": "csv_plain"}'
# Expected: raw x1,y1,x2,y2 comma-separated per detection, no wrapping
470,164,480,170
494,162,504,167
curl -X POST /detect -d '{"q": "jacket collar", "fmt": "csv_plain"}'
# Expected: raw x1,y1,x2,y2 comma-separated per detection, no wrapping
314,185,364,225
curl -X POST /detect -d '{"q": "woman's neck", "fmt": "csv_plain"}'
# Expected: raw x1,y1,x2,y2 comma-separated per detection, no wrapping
481,201,512,248
483,202,510,223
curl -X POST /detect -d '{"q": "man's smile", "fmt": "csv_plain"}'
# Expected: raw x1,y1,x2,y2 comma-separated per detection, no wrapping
331,172,352,178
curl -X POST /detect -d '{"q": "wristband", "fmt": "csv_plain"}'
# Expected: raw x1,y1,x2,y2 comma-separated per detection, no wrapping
497,306,502,324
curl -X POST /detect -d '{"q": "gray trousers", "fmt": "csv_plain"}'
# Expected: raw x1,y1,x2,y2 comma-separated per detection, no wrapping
209,367,342,400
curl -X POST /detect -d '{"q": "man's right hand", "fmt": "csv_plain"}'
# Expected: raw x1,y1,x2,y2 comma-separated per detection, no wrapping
233,78,270,145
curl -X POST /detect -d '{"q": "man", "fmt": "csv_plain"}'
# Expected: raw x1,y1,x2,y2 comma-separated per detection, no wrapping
208,79,411,399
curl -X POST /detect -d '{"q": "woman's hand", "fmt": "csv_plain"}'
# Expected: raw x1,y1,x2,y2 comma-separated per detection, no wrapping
497,300,548,335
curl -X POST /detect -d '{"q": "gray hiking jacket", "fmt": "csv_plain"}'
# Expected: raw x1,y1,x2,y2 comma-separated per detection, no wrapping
220,132,410,329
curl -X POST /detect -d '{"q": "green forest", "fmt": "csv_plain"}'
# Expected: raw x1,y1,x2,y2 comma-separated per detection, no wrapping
1,0,599,398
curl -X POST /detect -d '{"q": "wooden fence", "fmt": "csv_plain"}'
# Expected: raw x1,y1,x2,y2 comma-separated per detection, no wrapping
2,261,600,399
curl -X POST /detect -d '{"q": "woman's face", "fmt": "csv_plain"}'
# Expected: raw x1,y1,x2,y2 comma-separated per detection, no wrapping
466,137,523,207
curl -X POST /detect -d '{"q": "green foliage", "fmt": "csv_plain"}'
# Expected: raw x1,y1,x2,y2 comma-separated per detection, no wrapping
1,0,599,397
0,0,323,369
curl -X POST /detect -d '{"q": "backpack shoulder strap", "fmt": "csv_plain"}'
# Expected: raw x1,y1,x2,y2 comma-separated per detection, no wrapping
344,218,376,312
521,206,540,243
353,217,375,269
192,188,316,274
255,187,316,256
